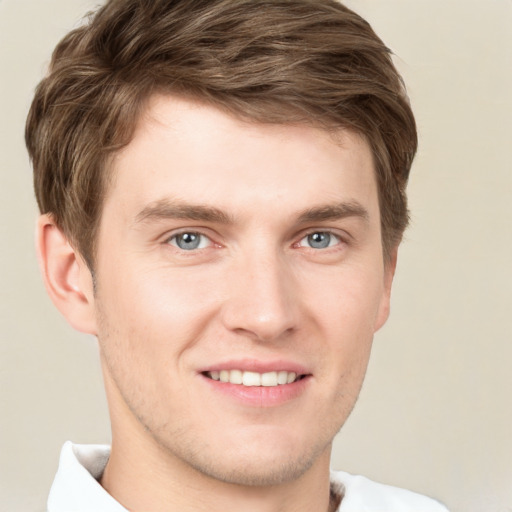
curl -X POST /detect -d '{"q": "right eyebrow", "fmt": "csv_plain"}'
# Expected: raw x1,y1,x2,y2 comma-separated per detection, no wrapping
296,201,370,224
133,198,234,226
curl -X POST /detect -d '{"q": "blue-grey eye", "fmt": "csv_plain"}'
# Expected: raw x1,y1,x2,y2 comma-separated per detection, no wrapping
170,232,210,250
299,232,340,249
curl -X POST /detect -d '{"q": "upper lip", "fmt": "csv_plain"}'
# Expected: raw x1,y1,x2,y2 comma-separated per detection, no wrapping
198,359,311,376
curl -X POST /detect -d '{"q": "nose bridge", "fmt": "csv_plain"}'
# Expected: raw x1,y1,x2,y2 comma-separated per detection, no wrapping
221,242,298,341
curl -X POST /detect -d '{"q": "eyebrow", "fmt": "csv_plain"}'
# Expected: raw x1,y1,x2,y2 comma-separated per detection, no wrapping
296,201,369,224
134,199,233,225
133,198,369,226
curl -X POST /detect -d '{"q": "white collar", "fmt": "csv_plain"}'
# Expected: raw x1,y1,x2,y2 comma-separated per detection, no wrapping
47,441,128,511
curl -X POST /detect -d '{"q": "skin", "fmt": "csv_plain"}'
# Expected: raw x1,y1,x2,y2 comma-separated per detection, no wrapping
38,95,397,512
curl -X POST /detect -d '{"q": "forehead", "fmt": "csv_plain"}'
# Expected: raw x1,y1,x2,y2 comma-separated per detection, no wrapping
104,94,378,224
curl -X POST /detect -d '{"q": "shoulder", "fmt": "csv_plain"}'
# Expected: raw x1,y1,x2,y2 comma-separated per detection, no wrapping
331,470,449,512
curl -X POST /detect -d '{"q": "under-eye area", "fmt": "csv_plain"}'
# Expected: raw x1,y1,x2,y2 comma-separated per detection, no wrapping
202,370,310,387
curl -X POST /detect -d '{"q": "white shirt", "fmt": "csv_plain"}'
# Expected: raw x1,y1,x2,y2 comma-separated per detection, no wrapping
48,442,449,512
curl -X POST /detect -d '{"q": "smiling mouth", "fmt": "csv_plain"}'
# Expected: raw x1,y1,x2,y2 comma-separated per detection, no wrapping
203,370,307,387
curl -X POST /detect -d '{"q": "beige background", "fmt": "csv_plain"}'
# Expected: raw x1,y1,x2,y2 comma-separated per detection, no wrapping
1,1,511,511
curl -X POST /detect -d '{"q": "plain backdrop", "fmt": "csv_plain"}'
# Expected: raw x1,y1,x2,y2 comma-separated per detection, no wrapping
1,1,511,511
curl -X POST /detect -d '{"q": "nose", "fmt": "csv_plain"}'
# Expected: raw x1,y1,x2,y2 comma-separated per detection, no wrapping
220,249,300,343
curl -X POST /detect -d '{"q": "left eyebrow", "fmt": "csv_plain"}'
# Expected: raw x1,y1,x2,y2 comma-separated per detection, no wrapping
133,198,234,226
296,201,370,224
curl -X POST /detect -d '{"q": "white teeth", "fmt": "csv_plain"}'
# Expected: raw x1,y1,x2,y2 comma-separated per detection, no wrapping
242,371,261,386
277,371,288,385
261,372,278,387
230,369,243,384
206,370,301,387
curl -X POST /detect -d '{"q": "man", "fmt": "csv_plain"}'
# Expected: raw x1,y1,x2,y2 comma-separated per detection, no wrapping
25,0,449,510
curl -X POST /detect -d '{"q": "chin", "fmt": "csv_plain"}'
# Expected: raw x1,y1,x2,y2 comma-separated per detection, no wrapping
159,424,332,488
188,447,322,487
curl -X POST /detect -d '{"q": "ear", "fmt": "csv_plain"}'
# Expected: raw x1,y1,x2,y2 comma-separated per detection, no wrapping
36,214,97,335
373,246,398,333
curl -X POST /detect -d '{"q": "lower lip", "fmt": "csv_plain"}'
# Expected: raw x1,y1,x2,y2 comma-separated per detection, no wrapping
200,374,311,407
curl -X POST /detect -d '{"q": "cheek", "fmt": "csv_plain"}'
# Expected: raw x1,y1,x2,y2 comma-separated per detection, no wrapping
310,266,383,387
318,266,385,336
95,262,223,364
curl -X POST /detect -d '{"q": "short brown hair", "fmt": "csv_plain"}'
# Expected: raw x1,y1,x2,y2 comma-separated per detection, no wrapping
26,0,417,267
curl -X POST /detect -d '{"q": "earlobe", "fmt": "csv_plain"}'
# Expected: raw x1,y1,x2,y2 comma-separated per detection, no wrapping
36,214,97,335
374,247,399,333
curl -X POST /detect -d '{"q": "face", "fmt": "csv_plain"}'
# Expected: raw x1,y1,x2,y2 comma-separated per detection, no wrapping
90,95,394,486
